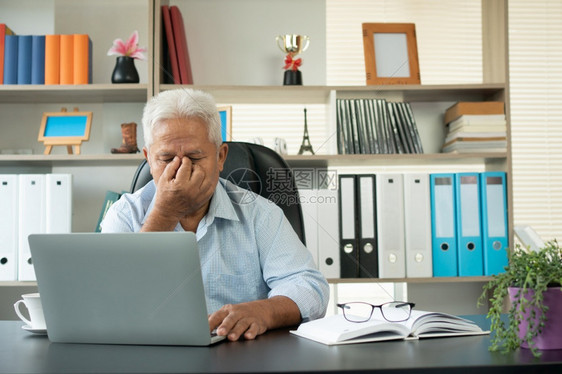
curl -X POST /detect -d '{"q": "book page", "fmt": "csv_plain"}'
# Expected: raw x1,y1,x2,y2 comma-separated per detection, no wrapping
291,311,487,345
291,314,409,345
403,310,484,337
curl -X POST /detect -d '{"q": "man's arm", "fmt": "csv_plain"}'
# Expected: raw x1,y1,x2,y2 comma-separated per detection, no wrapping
208,295,301,341
204,196,329,341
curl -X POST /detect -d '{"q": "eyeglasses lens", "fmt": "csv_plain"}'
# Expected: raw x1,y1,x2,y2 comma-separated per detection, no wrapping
381,302,412,322
341,303,373,322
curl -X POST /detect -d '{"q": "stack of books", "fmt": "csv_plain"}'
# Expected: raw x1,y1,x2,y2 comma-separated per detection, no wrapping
442,101,506,153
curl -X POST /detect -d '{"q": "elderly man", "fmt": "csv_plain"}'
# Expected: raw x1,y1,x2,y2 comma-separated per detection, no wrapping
101,88,329,341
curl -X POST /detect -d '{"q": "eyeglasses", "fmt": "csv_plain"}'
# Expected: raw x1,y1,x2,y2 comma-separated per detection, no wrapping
337,301,415,323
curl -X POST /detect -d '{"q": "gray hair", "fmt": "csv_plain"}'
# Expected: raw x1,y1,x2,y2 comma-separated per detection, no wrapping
142,88,223,150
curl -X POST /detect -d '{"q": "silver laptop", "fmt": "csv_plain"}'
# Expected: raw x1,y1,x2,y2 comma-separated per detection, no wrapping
29,232,225,346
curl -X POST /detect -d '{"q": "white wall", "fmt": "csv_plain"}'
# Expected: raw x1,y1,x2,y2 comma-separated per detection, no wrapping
173,0,326,85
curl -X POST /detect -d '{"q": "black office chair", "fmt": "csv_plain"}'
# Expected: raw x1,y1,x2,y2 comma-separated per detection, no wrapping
129,141,306,244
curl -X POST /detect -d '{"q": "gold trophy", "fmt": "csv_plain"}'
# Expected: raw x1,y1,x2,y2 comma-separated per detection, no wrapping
276,34,310,85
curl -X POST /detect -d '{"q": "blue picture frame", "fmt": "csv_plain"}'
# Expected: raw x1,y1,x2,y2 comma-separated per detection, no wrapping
38,109,93,155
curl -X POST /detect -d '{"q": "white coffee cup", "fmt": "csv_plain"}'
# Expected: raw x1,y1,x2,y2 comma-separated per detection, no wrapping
14,293,46,330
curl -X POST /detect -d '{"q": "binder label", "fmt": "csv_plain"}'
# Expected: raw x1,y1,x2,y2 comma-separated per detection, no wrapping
434,178,455,238
359,177,375,239
459,176,480,237
340,178,356,240
485,177,506,237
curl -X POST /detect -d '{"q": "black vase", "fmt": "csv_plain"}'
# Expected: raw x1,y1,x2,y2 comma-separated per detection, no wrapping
111,56,139,84
283,70,302,85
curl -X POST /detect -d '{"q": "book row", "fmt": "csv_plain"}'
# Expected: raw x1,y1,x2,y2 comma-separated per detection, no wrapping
1,24,92,85
336,99,424,155
0,174,72,281
300,171,508,279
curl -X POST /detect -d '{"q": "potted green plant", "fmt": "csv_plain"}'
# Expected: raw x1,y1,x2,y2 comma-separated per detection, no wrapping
478,240,562,358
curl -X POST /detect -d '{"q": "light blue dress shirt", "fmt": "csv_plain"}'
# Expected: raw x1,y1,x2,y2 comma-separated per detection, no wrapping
101,178,329,321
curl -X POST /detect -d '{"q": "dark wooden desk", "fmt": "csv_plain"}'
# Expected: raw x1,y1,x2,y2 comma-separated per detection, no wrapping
1,316,561,373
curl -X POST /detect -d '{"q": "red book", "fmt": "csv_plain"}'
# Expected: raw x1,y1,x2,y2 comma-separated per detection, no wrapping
0,23,15,84
59,34,74,84
45,34,60,85
170,5,193,84
162,5,180,84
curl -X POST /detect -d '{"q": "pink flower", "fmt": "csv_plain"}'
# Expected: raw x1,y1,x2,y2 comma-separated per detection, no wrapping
107,31,146,60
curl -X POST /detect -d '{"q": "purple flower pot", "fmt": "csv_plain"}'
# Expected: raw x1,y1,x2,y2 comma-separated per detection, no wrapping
508,286,562,350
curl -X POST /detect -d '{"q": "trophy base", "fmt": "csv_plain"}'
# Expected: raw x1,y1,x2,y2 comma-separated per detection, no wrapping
283,70,302,85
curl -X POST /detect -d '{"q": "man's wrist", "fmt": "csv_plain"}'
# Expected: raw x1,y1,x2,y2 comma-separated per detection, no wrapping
141,208,179,232
262,296,301,330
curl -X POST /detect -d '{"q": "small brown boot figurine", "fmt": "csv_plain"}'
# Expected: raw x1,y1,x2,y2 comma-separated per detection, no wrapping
111,122,140,153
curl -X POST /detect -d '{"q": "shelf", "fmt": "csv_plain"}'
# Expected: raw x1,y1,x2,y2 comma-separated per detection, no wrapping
160,84,332,104
0,84,149,103
333,83,505,102
0,152,506,168
327,276,493,284
159,83,506,104
0,154,145,167
0,281,37,287
284,153,507,168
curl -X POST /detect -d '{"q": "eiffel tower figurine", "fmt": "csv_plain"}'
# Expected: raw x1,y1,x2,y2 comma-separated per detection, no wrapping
298,108,315,155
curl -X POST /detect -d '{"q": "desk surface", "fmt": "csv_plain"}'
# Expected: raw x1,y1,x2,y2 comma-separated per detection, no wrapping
1,315,561,374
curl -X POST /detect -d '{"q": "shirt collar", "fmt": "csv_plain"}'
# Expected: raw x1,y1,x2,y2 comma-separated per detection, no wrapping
206,178,240,223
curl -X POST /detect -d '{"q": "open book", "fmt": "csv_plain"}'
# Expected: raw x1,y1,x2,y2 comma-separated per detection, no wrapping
291,310,489,345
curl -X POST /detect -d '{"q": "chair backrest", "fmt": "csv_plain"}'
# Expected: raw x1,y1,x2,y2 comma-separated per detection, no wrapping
129,142,305,244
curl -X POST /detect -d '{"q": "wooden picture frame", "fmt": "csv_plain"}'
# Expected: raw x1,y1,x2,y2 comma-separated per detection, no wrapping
362,23,420,85
217,106,232,141
38,108,93,155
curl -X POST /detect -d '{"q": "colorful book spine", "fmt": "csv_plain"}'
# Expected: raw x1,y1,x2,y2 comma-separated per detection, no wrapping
430,173,458,277
73,34,91,84
0,23,15,84
31,35,45,84
170,5,194,84
480,172,509,275
3,34,18,84
59,34,74,84
45,34,60,85
454,172,484,276
16,35,32,84
95,191,122,232
162,5,180,84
